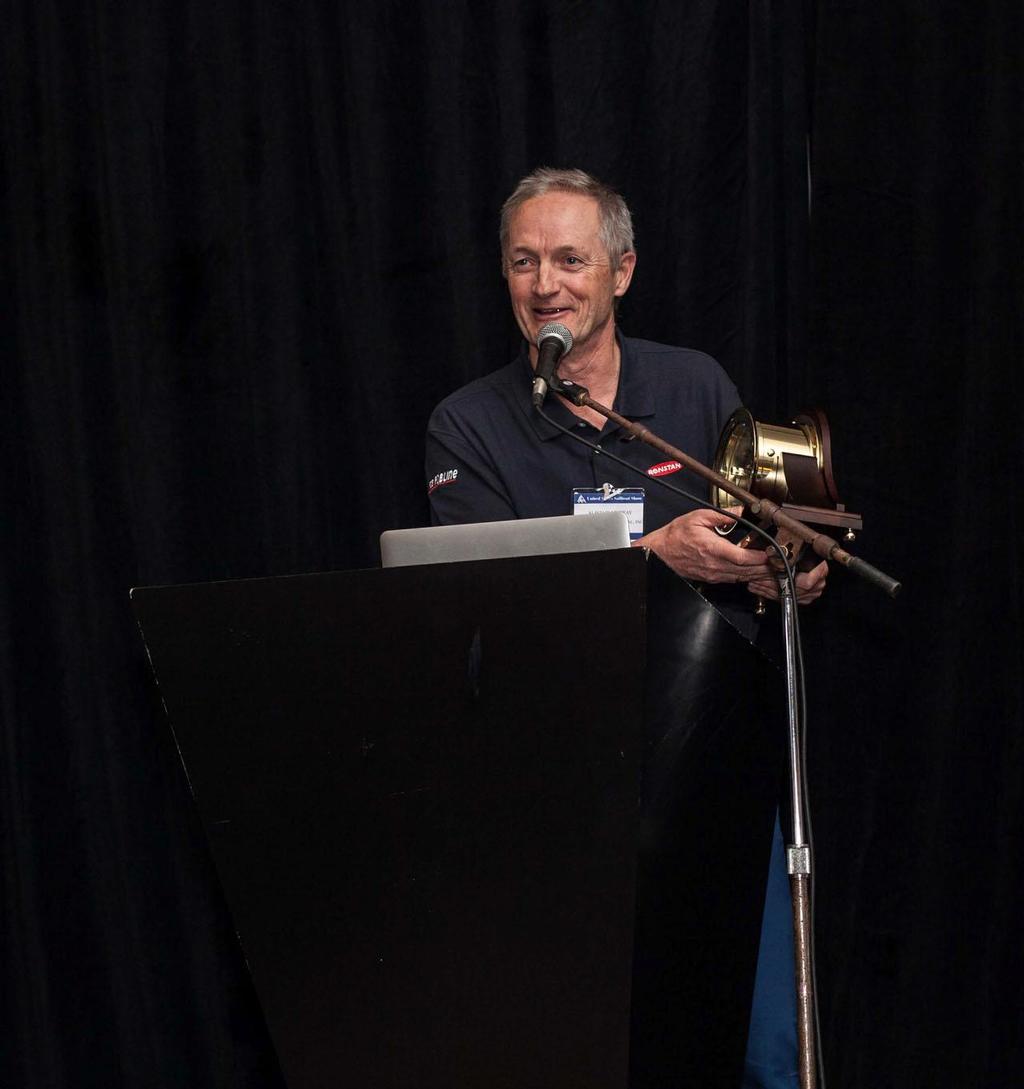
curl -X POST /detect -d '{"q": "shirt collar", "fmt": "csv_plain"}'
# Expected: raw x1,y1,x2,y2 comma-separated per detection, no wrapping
517,330,657,441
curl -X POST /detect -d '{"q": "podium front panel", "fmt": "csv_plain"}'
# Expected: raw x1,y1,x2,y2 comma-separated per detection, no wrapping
133,548,648,1089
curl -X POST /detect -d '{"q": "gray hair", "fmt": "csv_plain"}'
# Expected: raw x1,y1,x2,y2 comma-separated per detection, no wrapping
499,167,635,269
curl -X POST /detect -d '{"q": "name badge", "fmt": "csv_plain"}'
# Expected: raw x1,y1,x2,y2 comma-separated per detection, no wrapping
572,483,645,540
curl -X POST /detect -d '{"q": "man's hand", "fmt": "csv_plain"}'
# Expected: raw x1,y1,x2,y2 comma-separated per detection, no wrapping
635,507,828,605
635,507,773,584
746,560,828,605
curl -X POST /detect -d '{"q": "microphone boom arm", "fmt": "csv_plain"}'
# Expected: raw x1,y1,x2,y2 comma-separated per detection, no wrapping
554,380,900,598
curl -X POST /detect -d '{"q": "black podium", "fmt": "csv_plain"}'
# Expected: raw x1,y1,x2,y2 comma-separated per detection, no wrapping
133,549,783,1089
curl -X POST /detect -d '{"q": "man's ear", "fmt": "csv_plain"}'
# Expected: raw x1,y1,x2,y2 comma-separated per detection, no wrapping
614,252,637,296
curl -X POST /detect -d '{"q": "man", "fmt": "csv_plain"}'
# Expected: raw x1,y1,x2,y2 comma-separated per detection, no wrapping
426,166,827,603
425,168,824,1088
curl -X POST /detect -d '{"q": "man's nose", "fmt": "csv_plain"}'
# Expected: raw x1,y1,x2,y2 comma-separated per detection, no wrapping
532,260,559,297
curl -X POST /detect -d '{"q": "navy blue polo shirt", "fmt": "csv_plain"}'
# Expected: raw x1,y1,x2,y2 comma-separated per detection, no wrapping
425,334,741,532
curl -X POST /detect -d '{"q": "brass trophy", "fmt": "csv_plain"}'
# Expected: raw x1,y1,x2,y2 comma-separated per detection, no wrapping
712,408,863,614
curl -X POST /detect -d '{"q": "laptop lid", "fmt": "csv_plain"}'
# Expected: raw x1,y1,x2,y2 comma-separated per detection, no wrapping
380,512,631,568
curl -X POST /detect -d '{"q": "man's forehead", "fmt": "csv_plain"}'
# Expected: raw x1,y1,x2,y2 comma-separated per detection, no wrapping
507,192,603,249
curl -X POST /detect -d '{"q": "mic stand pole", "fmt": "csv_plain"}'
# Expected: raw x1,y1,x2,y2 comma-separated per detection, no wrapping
779,575,816,1089
552,377,901,1089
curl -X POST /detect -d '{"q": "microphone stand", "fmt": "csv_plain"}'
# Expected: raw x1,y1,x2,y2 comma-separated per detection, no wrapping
551,377,900,1089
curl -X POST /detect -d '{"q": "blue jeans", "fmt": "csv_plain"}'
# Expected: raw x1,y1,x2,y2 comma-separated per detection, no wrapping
742,812,799,1088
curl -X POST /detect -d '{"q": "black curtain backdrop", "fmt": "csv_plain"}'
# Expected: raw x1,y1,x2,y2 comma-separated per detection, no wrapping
1,2,1019,1087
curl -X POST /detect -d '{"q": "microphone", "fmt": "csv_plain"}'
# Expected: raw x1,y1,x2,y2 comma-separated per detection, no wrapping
531,322,574,408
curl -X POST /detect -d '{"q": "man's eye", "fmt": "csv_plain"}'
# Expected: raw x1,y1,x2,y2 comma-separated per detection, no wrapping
511,257,532,269
564,255,582,266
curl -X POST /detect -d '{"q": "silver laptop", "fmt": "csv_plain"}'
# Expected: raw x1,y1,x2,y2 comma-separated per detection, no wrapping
380,512,631,568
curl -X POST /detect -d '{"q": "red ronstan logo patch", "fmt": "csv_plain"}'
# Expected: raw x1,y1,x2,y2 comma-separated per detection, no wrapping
647,460,682,478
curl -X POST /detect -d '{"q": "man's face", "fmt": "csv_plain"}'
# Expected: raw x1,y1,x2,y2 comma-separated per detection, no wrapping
504,192,636,357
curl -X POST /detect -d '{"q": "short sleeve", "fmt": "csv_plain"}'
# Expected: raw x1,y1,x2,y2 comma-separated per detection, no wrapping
425,416,517,526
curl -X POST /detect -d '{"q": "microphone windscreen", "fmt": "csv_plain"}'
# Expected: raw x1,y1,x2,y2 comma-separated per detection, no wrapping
536,322,574,355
